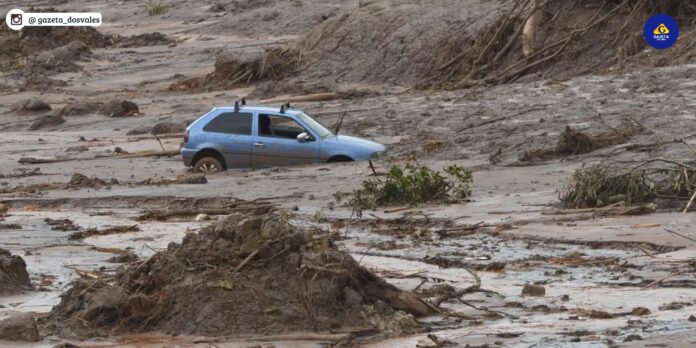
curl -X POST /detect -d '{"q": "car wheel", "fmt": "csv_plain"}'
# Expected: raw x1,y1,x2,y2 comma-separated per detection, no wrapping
194,157,224,174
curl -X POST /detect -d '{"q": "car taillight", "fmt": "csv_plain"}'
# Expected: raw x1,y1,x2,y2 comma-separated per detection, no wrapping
184,130,189,143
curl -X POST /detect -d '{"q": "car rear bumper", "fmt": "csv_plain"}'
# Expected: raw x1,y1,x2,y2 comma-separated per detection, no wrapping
181,147,196,167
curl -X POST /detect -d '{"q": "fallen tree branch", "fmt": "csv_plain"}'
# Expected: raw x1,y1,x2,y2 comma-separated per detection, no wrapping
432,268,483,307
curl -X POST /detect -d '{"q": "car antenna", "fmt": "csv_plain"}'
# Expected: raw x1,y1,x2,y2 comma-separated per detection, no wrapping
241,98,246,106
280,105,285,114
334,109,347,135
234,101,239,112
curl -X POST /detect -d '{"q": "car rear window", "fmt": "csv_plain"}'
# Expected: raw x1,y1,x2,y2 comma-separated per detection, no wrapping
203,112,252,135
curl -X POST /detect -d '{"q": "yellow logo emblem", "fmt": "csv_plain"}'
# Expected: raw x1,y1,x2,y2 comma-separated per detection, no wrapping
653,24,670,35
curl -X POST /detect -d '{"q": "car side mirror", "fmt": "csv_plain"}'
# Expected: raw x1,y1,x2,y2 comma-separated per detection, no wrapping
297,132,310,142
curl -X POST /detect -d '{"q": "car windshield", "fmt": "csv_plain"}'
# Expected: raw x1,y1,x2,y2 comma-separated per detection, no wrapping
297,112,333,138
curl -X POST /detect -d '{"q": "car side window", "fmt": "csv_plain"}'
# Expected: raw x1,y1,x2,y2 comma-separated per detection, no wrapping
258,114,310,140
203,112,252,135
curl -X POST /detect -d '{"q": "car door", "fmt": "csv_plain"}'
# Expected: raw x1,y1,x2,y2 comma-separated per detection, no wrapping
252,113,321,168
201,111,253,168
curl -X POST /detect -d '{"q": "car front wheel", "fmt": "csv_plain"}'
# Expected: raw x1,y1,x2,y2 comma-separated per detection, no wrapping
194,157,224,174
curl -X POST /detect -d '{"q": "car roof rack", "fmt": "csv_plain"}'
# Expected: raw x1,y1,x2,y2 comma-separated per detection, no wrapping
280,105,285,114
234,101,239,112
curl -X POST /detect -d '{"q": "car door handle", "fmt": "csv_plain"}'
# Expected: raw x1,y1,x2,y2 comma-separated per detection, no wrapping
253,142,265,148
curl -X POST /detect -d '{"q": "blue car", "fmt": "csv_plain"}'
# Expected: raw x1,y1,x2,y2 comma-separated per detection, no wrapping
181,104,385,172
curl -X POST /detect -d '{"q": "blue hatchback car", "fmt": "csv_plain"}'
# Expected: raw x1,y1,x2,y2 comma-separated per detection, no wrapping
181,104,385,172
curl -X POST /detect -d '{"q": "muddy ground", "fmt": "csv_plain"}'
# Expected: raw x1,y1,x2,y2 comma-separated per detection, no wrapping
1,0,696,347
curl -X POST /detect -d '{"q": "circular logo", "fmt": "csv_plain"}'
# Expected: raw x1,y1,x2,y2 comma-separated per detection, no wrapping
5,9,25,31
644,14,679,49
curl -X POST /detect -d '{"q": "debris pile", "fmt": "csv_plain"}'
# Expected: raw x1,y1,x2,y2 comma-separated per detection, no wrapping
29,114,66,130
58,101,101,117
98,100,139,117
169,47,302,91
69,173,118,188
0,248,30,294
10,98,52,114
47,211,435,338
521,118,643,161
559,157,696,209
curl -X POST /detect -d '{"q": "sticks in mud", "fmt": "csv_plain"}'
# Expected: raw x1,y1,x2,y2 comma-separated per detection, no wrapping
431,267,496,307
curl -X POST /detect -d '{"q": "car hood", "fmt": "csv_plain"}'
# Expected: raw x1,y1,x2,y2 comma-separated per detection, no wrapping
325,135,385,151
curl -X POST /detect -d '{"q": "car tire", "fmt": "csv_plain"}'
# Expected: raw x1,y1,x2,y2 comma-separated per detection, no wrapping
194,157,224,174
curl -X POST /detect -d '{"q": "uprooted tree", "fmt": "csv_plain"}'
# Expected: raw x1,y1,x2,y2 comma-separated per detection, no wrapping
559,157,696,209
349,164,473,211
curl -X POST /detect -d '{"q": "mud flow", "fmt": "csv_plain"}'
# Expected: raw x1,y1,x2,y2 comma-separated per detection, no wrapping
1,0,696,347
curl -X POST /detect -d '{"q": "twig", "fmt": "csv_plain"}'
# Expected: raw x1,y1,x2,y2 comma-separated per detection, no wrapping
457,299,519,319
432,267,482,307
231,249,260,276
153,133,166,152
644,270,687,288
663,228,696,243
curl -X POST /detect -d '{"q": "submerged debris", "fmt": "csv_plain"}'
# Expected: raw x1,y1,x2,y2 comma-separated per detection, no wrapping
28,114,66,130
0,248,31,294
98,100,139,117
68,225,140,240
44,218,80,231
10,98,52,114
521,118,643,161
69,173,118,188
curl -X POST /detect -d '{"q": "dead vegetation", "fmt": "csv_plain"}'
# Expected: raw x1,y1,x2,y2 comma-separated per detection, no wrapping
45,211,435,339
350,164,473,211
431,0,696,88
559,157,696,209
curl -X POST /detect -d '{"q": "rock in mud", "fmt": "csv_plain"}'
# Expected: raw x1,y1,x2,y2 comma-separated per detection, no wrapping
58,101,101,117
98,100,139,117
150,121,186,135
28,114,66,130
10,99,51,114
0,248,31,294
46,211,435,338
521,284,546,297
0,313,40,342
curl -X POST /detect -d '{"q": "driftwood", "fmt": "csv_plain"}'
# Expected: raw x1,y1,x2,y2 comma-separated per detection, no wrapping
18,150,179,165
248,333,352,342
541,204,657,217
522,0,544,57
